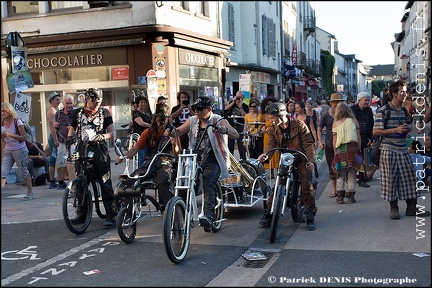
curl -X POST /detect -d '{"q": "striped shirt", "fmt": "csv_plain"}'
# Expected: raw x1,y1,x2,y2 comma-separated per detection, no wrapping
373,104,410,153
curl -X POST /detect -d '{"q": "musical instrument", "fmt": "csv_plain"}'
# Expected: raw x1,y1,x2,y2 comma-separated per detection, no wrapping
228,152,254,190
229,115,244,119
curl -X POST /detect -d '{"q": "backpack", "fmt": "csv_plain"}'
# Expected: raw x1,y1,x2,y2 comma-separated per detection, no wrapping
33,172,49,186
13,118,34,144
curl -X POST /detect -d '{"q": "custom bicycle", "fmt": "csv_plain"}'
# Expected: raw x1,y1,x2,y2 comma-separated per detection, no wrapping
62,139,106,235
114,135,175,244
263,148,313,243
163,120,226,264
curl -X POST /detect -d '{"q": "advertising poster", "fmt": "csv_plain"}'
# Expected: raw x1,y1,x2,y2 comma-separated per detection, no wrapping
11,46,28,73
14,92,31,122
6,70,34,93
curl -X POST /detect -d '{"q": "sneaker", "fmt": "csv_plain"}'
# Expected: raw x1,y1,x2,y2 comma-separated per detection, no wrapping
102,217,115,229
23,193,35,200
57,182,67,190
259,213,272,227
199,216,212,233
49,182,58,189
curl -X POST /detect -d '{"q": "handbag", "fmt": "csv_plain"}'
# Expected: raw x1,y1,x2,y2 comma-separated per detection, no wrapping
371,138,382,166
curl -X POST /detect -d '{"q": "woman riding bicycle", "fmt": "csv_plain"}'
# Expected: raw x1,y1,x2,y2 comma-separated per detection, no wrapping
257,102,317,231
171,96,239,232
118,112,180,211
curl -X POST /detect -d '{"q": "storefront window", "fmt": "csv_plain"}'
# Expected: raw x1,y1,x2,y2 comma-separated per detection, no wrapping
8,1,38,15
50,1,83,10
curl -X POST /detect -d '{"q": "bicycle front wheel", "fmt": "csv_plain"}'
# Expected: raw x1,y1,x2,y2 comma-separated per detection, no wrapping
212,182,224,232
90,180,106,219
62,177,93,235
163,196,188,264
269,185,285,243
116,205,137,244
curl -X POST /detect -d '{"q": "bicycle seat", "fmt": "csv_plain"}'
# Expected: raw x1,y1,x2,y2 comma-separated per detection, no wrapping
120,124,129,128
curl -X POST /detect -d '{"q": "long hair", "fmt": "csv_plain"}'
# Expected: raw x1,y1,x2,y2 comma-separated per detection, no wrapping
334,102,356,122
148,113,167,148
260,97,276,114
1,102,17,119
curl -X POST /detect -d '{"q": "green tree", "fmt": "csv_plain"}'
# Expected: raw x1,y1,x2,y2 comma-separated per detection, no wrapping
320,50,335,98
371,79,392,97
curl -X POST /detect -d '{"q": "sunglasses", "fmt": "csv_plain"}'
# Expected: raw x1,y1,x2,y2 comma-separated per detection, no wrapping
249,105,257,108
194,107,207,112
90,97,102,103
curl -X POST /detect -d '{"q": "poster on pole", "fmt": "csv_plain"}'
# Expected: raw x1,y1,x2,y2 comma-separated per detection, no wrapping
11,46,28,73
14,92,31,122
6,70,34,93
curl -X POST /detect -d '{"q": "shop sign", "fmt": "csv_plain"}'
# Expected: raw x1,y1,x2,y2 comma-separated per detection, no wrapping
112,67,129,80
292,46,298,66
179,49,217,68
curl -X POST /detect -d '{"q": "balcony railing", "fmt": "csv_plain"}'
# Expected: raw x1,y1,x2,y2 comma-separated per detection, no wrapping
303,16,316,34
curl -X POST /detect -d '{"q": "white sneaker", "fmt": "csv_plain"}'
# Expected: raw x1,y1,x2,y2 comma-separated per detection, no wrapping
24,193,35,200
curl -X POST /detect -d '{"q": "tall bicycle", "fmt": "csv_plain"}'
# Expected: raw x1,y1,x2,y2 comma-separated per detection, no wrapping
163,120,226,264
62,139,106,235
263,148,313,243
113,136,173,244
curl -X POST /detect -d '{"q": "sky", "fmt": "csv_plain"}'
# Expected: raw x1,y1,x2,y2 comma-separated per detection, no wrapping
314,1,408,65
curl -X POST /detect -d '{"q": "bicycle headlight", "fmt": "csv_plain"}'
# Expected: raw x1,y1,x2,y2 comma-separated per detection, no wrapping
88,151,95,158
281,153,294,166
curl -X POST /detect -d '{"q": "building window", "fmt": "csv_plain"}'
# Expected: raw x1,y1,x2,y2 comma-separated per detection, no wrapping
8,1,38,15
50,1,84,10
196,1,208,17
262,15,276,58
228,3,235,49
181,1,189,11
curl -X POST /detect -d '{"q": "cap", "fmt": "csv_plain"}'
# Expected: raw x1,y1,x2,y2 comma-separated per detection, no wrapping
357,91,370,102
371,96,379,104
48,92,60,102
329,93,343,102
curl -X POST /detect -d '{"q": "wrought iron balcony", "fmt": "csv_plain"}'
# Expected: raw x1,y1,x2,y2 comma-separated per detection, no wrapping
303,16,316,34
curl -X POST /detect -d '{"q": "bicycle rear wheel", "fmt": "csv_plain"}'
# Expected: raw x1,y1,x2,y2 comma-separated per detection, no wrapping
62,177,93,235
269,185,285,243
163,196,188,264
212,182,224,232
116,204,137,244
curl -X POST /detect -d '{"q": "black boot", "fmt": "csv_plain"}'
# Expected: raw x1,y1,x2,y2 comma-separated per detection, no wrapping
406,199,430,217
389,200,400,220
199,210,213,233
259,209,272,228
305,210,316,231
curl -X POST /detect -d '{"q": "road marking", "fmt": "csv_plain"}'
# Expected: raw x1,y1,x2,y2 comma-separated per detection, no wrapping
1,231,117,286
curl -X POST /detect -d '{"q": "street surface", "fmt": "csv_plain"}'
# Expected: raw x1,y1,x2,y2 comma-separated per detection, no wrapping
1,141,431,287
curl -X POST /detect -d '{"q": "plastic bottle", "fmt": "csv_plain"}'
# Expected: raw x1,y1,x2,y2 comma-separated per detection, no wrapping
317,148,324,163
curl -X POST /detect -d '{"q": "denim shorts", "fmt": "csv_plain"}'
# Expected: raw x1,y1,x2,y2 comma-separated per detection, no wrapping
1,147,31,180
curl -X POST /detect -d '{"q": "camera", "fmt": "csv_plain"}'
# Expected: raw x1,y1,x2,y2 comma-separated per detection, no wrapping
182,99,190,106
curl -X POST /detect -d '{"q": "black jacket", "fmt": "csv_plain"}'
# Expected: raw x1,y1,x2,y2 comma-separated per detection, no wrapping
351,104,374,142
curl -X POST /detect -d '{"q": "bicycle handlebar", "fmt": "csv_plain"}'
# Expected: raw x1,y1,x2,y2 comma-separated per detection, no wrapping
264,148,312,167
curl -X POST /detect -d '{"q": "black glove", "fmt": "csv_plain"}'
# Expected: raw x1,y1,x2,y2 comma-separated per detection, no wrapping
65,136,74,147
93,134,105,142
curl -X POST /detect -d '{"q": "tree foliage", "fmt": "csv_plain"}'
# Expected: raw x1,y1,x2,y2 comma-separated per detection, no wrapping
320,50,335,98
371,79,393,97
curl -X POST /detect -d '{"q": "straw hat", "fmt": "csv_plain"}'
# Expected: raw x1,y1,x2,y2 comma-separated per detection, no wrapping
329,93,343,102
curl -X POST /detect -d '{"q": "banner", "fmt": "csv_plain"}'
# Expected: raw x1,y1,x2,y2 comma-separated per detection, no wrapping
14,92,31,122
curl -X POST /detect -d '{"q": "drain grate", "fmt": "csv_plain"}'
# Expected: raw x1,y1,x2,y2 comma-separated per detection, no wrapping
242,251,274,268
